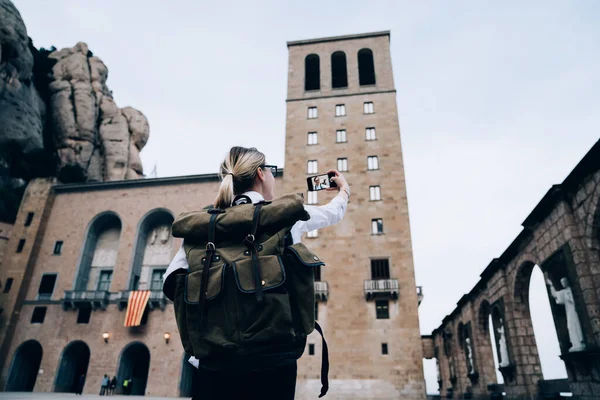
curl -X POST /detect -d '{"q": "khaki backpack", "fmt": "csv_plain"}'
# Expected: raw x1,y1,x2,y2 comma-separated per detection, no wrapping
164,194,329,397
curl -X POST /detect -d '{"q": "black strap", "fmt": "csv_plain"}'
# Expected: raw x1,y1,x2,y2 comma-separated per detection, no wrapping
243,203,264,302
315,321,329,398
198,212,219,327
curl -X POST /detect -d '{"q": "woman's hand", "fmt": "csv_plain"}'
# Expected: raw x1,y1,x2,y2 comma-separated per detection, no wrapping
327,170,350,196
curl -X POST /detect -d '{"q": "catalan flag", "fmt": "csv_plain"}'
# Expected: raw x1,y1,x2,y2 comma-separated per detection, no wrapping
124,290,150,327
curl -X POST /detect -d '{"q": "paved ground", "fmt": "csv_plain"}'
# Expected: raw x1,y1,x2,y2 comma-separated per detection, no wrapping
0,394,185,400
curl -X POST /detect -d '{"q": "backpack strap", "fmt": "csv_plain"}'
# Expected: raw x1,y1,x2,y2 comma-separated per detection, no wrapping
198,209,224,327
315,321,329,398
243,202,265,302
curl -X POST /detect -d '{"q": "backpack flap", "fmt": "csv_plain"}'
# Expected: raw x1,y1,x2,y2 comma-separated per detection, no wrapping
286,242,325,267
185,265,226,303
232,255,286,293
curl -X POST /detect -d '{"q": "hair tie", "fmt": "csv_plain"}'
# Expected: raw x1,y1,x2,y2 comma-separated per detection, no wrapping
226,172,234,177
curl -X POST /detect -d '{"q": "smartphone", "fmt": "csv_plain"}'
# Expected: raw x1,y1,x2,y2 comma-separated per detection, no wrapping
307,172,337,191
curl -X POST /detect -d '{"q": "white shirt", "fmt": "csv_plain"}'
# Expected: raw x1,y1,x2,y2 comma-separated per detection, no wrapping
163,191,348,368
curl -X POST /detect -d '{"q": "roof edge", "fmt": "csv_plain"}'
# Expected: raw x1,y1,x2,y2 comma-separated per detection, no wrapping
287,31,390,47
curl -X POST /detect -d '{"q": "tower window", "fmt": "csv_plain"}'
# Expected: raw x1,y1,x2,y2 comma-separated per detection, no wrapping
38,274,57,300
331,51,348,89
16,239,25,253
307,191,318,205
3,278,13,293
307,160,318,174
305,54,321,91
376,300,389,319
24,212,34,227
335,104,346,117
370,186,381,201
53,241,63,255
307,230,318,238
371,259,390,279
315,302,319,321
309,343,315,355
367,156,379,170
372,218,384,235
358,48,376,86
313,266,322,281
381,343,389,355
308,107,318,119
336,130,347,143
366,127,377,141
31,307,47,324
308,132,318,145
364,102,374,114
337,158,348,172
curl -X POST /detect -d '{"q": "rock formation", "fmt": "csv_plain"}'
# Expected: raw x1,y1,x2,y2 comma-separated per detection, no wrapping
0,0,149,222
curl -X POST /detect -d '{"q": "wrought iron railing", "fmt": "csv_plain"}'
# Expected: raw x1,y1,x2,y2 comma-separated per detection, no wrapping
62,290,110,310
314,281,329,301
363,279,399,300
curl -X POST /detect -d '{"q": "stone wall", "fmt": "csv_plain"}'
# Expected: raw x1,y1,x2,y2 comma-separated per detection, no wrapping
426,140,600,400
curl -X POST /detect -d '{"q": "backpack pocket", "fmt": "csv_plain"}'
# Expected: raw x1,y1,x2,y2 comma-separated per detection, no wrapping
184,264,226,303
232,255,295,346
284,242,325,336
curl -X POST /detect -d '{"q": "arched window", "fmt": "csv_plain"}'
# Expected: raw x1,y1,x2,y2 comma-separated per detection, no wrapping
305,54,320,91
331,51,348,89
358,48,376,85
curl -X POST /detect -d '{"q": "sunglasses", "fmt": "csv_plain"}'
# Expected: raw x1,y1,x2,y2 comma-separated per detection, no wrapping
260,164,278,177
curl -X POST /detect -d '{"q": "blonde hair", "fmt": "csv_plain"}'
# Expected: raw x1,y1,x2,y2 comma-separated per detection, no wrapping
214,146,266,209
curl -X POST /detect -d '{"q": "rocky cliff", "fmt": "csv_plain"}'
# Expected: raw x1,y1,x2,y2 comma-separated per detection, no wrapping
0,0,149,222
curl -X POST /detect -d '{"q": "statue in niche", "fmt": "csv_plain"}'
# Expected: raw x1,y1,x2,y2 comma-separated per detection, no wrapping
436,359,441,382
497,318,510,367
449,356,456,380
149,228,158,245
546,275,586,352
465,337,475,374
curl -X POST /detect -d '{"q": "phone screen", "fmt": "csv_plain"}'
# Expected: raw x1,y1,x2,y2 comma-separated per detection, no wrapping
307,173,336,191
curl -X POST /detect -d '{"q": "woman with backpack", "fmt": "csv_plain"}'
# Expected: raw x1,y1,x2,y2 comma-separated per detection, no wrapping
163,146,350,400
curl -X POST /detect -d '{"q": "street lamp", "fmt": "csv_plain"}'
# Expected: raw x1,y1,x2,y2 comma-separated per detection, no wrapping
102,332,110,343
164,332,171,344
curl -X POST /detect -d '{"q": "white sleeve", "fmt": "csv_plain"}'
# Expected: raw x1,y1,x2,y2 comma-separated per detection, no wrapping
290,193,347,243
163,242,189,282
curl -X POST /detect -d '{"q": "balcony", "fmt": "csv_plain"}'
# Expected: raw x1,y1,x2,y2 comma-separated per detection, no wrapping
417,286,424,306
314,281,329,302
63,290,110,310
117,290,167,311
364,279,399,301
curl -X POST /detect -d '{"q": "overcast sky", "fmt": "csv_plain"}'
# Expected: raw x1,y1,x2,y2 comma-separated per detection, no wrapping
14,0,599,394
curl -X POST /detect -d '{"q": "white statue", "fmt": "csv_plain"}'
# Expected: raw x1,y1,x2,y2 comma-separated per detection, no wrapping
465,337,475,374
449,357,456,379
546,276,586,352
497,318,510,367
436,359,441,381
158,225,170,243
149,228,158,245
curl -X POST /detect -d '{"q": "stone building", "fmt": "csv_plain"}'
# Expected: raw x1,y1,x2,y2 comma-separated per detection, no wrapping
0,31,426,399
422,140,600,400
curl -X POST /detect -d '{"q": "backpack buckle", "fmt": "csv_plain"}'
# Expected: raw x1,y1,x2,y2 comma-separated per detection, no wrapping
206,242,216,251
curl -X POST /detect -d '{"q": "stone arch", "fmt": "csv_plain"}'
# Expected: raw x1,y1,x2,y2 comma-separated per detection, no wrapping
331,51,348,89
128,208,175,290
74,211,122,291
53,340,90,393
5,340,43,391
358,48,376,85
304,54,320,91
179,354,198,397
116,341,150,395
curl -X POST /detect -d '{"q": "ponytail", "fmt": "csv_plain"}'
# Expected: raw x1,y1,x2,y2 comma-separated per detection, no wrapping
214,147,266,209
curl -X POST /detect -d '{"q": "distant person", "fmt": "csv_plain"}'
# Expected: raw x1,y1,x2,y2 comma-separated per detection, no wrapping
122,378,128,395
109,376,117,395
99,374,109,395
75,373,85,395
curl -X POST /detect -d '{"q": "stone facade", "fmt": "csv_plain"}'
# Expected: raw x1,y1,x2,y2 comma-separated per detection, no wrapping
424,140,600,400
0,32,426,399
